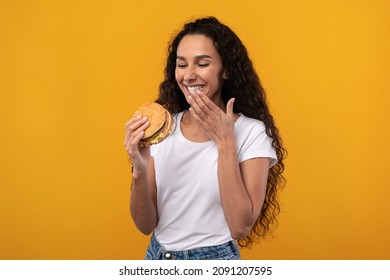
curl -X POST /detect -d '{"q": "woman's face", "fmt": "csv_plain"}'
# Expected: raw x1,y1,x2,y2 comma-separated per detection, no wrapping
175,34,226,105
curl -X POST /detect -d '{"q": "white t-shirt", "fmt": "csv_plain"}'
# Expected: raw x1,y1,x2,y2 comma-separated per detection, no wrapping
150,111,277,250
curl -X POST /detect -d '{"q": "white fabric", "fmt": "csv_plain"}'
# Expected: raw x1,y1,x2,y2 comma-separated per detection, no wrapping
150,111,277,250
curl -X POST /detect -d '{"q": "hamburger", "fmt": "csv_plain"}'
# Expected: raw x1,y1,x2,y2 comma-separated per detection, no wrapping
133,102,174,147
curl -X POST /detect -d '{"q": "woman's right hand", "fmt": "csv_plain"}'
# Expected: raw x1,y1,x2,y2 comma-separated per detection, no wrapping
124,116,150,175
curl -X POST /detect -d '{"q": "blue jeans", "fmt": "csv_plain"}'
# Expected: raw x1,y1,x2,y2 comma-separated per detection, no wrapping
144,234,241,260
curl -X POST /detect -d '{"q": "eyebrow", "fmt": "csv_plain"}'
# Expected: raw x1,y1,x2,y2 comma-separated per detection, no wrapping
176,55,213,60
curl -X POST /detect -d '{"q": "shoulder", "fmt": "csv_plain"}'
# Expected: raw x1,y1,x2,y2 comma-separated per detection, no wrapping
235,114,277,166
235,114,266,133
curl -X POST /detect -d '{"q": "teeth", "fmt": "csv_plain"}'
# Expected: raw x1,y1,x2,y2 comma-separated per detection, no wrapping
187,86,204,92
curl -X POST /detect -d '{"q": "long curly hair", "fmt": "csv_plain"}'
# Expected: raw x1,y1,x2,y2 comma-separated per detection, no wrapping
156,17,287,248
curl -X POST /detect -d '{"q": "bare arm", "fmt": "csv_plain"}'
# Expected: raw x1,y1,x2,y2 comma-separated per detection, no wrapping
130,158,158,235
217,143,269,239
124,116,158,235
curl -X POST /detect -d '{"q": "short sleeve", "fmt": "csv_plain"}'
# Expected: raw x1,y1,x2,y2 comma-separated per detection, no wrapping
235,116,278,168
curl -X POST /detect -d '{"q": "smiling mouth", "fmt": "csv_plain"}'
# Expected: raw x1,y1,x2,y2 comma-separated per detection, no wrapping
186,85,205,92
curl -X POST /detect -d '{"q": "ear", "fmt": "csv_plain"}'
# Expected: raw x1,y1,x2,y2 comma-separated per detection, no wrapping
222,70,228,80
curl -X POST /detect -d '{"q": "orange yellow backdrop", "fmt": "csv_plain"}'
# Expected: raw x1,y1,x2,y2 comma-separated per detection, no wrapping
1,0,389,259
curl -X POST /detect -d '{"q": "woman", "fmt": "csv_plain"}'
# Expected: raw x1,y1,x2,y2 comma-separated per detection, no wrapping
124,17,286,260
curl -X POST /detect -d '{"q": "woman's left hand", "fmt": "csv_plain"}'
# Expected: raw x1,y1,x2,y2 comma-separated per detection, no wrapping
188,90,236,146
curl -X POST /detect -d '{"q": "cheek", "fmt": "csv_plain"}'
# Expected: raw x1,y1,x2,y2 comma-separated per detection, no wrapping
208,71,224,87
175,68,182,82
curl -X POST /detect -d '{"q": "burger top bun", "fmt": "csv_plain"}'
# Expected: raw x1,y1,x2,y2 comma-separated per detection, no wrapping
133,102,166,139
139,108,174,147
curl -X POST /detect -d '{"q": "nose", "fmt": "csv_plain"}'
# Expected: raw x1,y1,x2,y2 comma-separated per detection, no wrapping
183,66,196,82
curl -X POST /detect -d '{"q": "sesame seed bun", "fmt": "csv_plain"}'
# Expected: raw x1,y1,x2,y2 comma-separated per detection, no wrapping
133,102,166,139
133,102,174,147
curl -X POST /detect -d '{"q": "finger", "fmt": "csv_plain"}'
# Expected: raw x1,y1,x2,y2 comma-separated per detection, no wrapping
189,103,215,135
131,130,145,146
125,130,145,156
226,98,235,118
125,115,142,129
194,90,221,114
126,120,149,144
189,107,209,129
189,93,208,121
189,91,215,119
124,118,149,146
126,116,148,131
124,116,145,144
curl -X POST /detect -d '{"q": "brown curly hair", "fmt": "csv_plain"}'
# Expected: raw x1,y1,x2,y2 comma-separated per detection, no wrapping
155,16,287,248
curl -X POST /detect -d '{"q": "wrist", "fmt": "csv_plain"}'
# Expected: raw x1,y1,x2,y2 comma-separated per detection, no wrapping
217,138,237,153
132,166,148,180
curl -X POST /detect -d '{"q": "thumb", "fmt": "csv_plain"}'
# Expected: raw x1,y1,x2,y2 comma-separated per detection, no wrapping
226,98,235,117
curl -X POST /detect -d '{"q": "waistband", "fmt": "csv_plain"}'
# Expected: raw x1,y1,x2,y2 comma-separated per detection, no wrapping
146,234,240,260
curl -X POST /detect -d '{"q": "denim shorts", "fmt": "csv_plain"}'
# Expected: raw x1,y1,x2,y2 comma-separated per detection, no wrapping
144,234,241,260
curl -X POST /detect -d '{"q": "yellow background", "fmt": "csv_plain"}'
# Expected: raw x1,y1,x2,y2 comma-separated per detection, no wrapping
1,0,389,259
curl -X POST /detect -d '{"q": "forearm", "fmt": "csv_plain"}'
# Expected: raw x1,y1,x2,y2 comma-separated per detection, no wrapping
217,142,254,239
130,173,157,235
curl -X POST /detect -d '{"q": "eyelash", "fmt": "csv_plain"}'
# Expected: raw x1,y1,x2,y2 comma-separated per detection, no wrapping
176,63,209,68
